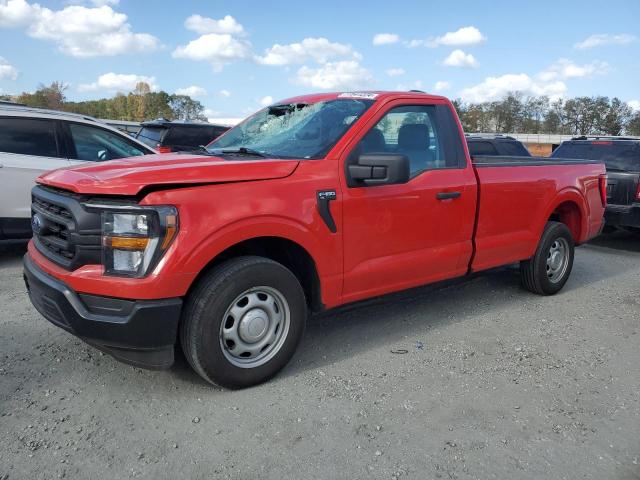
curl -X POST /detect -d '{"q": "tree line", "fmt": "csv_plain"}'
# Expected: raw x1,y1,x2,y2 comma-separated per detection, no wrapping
452,93,640,136
0,81,207,122
2,82,639,136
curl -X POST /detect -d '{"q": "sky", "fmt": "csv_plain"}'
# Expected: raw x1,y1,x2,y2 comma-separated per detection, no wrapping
0,0,638,121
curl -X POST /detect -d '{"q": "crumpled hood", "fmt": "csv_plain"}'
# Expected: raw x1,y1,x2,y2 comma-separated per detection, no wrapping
37,153,300,196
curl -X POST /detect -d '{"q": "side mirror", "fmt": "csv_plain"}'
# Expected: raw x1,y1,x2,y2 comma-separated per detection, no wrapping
347,153,410,187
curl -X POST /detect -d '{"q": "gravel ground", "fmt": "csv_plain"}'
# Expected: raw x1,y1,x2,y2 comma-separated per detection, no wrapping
1,233,639,480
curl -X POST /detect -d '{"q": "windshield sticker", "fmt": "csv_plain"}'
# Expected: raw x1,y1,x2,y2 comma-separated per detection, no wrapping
338,92,378,100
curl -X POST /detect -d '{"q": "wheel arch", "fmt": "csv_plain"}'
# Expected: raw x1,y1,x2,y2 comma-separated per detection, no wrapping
182,219,330,312
543,189,589,244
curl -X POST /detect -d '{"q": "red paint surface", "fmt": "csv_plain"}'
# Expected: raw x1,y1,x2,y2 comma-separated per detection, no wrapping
32,92,606,308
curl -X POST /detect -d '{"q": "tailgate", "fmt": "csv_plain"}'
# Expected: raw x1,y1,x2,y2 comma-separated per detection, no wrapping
606,171,640,205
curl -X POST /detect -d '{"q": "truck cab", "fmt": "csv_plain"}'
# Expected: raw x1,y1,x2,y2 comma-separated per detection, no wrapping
24,91,606,388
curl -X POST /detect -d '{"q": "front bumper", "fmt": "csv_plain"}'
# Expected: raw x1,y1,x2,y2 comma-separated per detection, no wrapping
23,253,182,369
605,203,640,229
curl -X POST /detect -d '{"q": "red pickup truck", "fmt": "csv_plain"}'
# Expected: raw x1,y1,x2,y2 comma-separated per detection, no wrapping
24,91,606,388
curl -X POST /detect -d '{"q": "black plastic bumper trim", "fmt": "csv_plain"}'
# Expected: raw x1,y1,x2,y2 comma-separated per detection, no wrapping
23,253,182,369
605,204,640,228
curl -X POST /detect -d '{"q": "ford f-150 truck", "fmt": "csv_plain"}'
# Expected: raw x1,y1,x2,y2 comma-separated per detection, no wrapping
23,91,606,388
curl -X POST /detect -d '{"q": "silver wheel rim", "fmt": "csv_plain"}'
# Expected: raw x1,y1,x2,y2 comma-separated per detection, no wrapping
546,237,570,283
219,286,290,368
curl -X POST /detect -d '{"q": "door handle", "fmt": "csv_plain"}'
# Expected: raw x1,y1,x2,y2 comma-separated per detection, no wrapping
436,191,461,200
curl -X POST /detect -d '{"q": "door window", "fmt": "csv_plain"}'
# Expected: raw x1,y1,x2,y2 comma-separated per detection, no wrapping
69,123,147,161
136,126,166,148
350,105,458,176
497,141,530,156
0,117,59,157
467,141,499,156
163,126,219,148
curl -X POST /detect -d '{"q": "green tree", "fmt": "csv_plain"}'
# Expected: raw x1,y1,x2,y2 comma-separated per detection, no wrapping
168,94,206,121
627,111,640,136
18,81,67,109
602,98,632,135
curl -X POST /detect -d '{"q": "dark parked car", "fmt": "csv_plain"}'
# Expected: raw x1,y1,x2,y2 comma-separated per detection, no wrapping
552,136,640,232
466,134,531,157
136,119,230,153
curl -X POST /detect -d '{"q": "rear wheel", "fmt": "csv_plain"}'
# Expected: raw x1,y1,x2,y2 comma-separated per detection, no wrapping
180,256,307,388
520,221,574,295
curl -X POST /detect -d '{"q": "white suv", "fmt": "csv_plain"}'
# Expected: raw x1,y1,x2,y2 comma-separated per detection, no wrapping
0,104,155,240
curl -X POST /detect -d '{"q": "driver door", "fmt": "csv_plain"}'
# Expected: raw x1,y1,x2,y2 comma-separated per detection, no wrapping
340,99,477,303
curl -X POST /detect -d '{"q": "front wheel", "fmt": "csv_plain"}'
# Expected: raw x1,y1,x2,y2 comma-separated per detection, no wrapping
520,221,575,295
180,256,307,388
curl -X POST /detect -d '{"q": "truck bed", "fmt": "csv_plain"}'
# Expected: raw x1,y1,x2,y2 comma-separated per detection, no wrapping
470,155,605,273
471,155,603,167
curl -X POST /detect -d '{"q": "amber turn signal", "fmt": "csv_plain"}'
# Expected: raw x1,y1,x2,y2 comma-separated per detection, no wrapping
104,236,150,250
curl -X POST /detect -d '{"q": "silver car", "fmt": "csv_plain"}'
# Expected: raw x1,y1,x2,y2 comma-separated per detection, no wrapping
0,104,155,240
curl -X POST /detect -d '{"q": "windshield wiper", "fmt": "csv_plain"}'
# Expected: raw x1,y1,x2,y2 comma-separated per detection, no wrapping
219,147,268,158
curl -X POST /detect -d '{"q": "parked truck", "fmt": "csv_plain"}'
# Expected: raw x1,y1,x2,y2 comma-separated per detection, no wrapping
23,91,606,388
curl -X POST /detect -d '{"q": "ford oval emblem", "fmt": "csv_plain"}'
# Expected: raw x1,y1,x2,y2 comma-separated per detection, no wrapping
31,213,43,234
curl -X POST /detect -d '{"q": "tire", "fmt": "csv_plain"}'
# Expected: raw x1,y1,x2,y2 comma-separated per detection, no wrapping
180,256,307,389
520,221,574,295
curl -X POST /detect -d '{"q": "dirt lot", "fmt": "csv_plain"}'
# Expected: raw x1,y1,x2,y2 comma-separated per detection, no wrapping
1,234,639,480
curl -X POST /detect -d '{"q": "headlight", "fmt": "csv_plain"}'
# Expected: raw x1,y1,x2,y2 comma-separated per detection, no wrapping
100,207,178,277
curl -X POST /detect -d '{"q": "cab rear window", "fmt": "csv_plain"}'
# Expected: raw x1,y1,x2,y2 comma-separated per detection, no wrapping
163,126,220,148
552,142,640,172
467,141,498,156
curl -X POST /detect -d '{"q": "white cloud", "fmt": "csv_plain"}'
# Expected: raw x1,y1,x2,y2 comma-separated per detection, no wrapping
295,60,374,90
218,89,231,97
90,0,119,6
256,37,358,66
575,33,637,50
385,68,405,77
78,72,158,93
0,0,38,27
175,85,207,97
433,81,451,92
0,56,18,80
435,26,486,46
373,33,399,46
208,116,242,126
460,73,567,103
259,95,273,106
628,100,640,112
184,14,245,36
539,58,609,81
0,0,159,57
443,49,478,68
408,26,486,48
173,33,251,72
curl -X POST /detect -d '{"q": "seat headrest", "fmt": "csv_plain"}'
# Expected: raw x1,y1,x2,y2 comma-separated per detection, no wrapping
398,124,431,150
361,128,386,152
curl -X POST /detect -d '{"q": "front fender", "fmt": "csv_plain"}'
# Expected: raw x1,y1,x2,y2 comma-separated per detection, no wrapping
177,215,343,308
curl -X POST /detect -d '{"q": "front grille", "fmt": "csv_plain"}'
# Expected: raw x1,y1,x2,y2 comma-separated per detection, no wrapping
32,196,75,260
32,196,73,220
31,186,102,270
